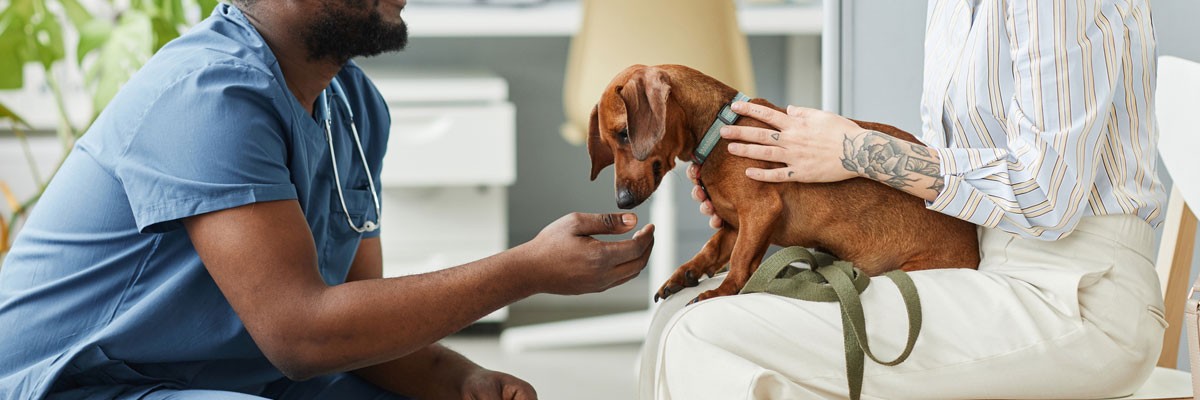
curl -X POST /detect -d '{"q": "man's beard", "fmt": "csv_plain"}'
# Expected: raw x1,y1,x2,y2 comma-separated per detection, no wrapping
304,0,409,64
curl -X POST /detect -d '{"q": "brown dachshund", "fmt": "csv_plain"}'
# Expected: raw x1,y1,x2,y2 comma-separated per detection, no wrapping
586,64,980,303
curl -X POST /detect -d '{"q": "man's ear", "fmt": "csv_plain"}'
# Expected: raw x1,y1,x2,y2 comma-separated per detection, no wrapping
621,67,672,161
586,105,613,181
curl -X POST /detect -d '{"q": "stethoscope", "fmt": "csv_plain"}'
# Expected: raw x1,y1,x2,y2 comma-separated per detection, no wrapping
317,77,382,233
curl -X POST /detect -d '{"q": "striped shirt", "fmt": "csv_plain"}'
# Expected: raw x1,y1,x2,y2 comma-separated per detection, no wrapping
921,0,1165,240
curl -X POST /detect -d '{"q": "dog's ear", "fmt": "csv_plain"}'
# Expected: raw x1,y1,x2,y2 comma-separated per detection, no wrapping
621,67,672,161
586,105,613,181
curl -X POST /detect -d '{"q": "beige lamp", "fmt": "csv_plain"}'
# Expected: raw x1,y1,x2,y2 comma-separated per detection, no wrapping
560,0,755,145
501,0,756,352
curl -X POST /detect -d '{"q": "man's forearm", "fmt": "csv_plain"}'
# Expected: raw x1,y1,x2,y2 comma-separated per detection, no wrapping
354,343,476,398
283,247,537,379
840,130,944,202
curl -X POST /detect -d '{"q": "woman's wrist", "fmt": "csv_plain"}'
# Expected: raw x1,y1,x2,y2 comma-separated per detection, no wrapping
840,130,945,202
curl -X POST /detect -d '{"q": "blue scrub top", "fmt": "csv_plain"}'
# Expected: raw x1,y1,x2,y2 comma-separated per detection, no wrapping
0,4,390,398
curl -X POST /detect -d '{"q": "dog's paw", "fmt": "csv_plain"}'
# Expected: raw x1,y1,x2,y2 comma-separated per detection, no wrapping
687,286,738,305
654,270,704,302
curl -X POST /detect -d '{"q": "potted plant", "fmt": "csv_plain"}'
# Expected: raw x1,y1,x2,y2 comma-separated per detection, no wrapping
0,0,218,259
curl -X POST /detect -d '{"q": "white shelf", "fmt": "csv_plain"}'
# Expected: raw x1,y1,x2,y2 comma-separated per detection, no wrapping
404,2,822,37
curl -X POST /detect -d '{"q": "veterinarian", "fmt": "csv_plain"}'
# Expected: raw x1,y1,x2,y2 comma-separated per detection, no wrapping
642,1,1165,399
0,1,654,399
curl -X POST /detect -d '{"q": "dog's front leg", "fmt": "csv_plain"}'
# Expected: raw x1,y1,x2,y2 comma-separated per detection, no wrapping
654,227,737,302
692,201,782,303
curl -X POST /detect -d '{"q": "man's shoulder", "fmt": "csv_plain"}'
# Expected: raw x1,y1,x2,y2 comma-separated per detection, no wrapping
122,3,278,99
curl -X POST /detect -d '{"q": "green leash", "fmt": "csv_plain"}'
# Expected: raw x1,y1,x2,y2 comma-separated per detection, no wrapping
739,247,923,400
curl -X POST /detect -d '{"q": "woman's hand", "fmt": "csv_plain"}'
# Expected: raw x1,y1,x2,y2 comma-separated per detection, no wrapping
721,101,947,202
687,103,865,229
687,164,723,229
720,102,868,183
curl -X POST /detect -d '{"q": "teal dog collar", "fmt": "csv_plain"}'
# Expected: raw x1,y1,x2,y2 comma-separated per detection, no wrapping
694,92,752,164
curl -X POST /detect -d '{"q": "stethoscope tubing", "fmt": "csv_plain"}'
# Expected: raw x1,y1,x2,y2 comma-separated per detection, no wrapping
319,77,382,233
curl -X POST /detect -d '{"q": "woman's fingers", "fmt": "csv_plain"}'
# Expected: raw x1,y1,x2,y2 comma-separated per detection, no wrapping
744,167,796,183
727,143,789,163
686,163,701,183
719,125,783,145
786,105,818,118
690,185,708,202
731,101,793,129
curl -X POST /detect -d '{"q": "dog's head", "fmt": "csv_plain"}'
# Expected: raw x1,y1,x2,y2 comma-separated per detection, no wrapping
587,65,686,209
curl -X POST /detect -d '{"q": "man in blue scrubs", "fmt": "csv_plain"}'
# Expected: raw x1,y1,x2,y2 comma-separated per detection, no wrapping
0,0,655,398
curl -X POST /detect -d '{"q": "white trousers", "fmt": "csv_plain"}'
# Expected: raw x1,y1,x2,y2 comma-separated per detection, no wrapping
639,215,1166,399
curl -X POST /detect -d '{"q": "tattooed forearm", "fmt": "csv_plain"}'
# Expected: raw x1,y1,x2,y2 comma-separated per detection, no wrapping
841,130,945,197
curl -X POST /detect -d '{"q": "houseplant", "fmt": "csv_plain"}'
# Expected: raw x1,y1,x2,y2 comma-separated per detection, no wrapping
0,0,218,258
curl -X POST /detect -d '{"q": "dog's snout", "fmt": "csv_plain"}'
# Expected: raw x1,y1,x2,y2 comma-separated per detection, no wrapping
617,188,637,209
652,161,663,181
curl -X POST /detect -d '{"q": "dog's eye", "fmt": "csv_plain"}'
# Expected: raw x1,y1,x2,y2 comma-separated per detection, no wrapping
617,128,630,143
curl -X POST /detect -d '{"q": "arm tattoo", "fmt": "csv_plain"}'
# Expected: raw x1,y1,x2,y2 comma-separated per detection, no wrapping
841,130,945,193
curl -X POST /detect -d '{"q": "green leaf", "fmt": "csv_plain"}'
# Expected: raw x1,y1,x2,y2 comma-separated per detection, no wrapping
84,10,153,112
57,0,94,31
0,1,35,89
29,7,67,70
0,102,31,128
75,19,113,64
150,14,181,51
0,41,27,89
197,0,219,20
199,0,220,19
169,0,187,26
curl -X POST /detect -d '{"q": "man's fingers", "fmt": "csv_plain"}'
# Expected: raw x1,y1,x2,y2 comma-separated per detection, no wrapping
507,380,538,400
607,229,655,289
690,185,708,202
744,167,795,183
720,125,782,145
731,101,792,129
602,224,655,264
568,212,637,236
687,163,701,182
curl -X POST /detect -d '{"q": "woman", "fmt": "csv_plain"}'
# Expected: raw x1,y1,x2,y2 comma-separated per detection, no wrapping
639,0,1165,398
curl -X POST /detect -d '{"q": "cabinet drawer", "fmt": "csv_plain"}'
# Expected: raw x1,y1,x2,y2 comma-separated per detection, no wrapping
379,186,506,244
378,186,506,276
380,103,515,186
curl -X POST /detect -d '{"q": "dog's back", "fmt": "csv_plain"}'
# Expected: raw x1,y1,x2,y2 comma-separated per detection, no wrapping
698,100,980,275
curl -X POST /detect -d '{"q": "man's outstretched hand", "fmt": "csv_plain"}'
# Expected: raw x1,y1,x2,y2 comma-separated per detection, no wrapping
516,212,655,296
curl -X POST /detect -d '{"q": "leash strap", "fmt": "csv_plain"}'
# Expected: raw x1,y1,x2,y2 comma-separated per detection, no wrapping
694,92,752,164
740,247,922,400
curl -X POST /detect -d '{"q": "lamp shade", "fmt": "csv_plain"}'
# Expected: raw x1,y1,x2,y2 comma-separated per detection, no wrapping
561,0,756,144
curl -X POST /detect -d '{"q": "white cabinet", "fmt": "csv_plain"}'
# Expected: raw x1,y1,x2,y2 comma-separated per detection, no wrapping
381,103,515,186
370,69,514,323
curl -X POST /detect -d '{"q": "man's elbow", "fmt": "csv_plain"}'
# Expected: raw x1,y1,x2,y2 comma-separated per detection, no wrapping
248,307,347,381
259,335,341,381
